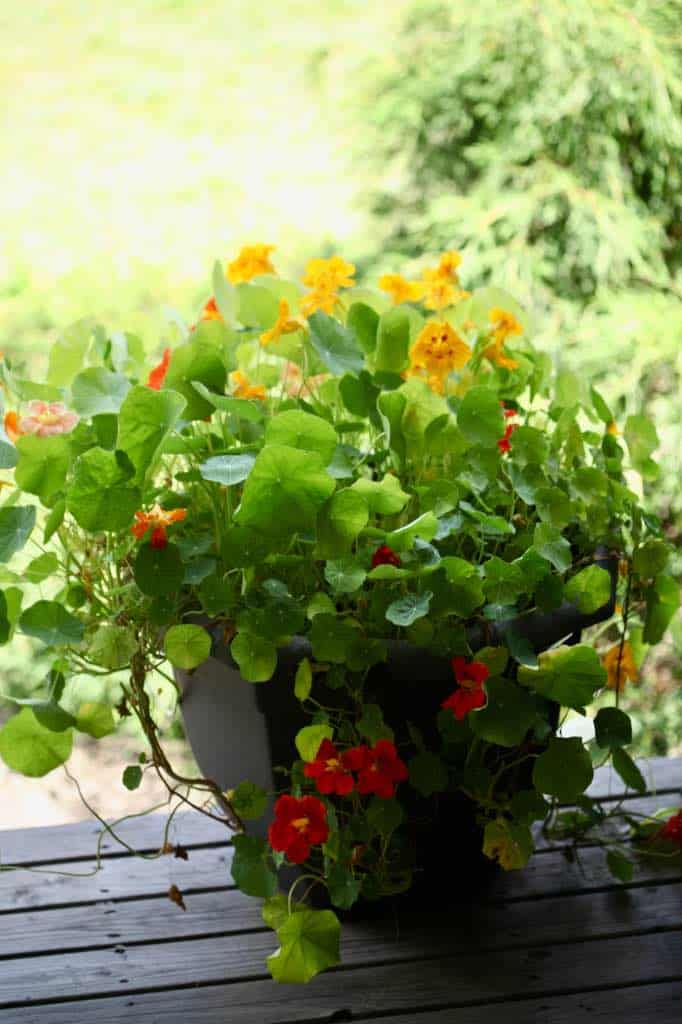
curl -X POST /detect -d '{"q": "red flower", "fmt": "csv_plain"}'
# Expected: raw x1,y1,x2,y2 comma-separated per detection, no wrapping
344,740,408,799
268,794,329,864
147,348,171,390
371,545,402,569
498,420,518,453
660,811,682,849
304,738,355,796
441,656,489,721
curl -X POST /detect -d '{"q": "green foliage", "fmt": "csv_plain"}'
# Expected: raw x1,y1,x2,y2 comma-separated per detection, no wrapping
0,245,675,986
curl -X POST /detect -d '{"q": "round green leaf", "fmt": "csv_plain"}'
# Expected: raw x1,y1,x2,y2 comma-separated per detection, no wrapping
533,523,572,573
295,723,333,762
67,448,141,532
229,780,268,821
231,834,278,898
532,737,594,802
457,386,504,447
88,624,137,670
265,410,338,464
235,445,335,540
294,658,313,702
0,707,73,777
594,707,633,750
71,367,130,416
199,453,256,486
612,747,646,793
19,600,84,646
385,591,432,627
164,624,212,670
316,489,369,559
308,311,364,375
0,506,37,563
565,565,611,614
75,702,116,739
267,908,341,984
231,632,277,682
134,542,184,597
15,436,71,505
122,765,143,790
470,678,538,747
518,644,606,710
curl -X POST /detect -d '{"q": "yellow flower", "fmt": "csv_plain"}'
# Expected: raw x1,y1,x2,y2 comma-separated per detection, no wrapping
231,370,266,401
483,307,523,369
299,284,339,317
302,255,355,291
408,320,472,392
299,255,355,317
436,250,463,282
378,273,425,305
260,299,306,346
607,421,619,436
227,244,276,284
420,268,470,312
602,641,639,693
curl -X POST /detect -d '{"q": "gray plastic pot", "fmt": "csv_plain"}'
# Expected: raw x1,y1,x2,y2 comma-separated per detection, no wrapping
176,552,618,842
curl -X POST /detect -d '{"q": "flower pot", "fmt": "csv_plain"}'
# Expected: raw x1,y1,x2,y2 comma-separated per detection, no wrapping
176,553,617,905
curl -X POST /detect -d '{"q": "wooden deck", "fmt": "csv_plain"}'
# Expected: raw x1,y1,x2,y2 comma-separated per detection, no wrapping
0,757,680,1023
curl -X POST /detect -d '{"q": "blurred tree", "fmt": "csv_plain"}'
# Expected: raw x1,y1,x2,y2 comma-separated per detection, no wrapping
368,0,681,307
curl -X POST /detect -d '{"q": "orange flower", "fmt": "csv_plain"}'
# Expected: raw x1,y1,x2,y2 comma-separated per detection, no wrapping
421,270,469,312
227,244,276,284
3,411,21,443
132,505,187,549
407,320,472,392
147,349,172,390
201,296,223,321
378,273,425,305
260,299,306,346
231,370,266,401
602,641,639,692
483,307,523,370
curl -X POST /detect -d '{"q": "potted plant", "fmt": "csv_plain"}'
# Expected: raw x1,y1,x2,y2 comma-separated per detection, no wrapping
0,245,679,982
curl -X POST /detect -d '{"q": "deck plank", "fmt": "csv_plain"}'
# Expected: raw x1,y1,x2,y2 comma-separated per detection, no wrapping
2,931,680,1022
0,810,229,867
2,878,680,960
0,757,679,1023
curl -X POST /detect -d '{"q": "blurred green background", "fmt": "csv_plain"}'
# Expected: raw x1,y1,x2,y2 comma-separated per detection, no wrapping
1,0,680,779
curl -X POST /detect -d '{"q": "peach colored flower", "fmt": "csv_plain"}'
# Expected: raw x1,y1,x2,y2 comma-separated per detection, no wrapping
281,362,329,399
18,401,79,437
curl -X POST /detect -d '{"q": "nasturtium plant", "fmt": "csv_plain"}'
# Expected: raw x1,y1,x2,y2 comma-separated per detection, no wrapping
0,244,677,984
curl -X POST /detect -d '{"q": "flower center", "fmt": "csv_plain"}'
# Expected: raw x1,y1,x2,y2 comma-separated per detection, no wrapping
291,816,310,832
324,758,341,771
